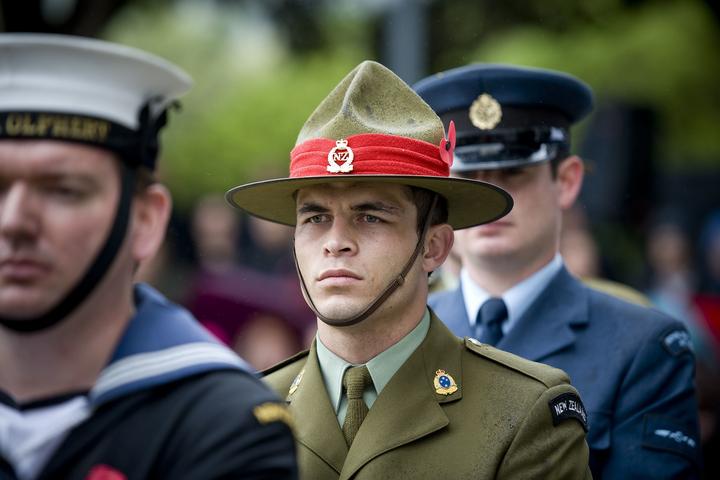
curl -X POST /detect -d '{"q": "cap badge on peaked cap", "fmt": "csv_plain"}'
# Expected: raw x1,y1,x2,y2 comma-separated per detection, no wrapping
326,139,354,173
469,93,502,130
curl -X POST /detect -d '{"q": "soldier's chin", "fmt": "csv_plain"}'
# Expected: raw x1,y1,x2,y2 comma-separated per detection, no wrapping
315,301,366,326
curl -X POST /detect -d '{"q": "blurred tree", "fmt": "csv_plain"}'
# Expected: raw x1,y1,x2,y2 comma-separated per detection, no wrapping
103,1,370,210
428,0,720,167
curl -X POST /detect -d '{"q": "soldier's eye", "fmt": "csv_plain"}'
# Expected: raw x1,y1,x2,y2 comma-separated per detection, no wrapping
308,214,330,224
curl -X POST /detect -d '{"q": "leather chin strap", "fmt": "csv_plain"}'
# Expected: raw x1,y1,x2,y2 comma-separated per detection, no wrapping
293,194,439,327
0,166,135,333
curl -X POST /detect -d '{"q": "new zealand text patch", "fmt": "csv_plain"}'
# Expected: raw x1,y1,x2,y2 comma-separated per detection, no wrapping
549,392,588,432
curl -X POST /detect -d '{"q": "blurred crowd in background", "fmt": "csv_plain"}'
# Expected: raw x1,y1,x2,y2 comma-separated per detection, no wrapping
2,0,719,474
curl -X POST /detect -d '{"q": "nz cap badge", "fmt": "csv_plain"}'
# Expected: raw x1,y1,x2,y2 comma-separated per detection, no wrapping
327,139,354,173
469,93,502,130
434,369,458,395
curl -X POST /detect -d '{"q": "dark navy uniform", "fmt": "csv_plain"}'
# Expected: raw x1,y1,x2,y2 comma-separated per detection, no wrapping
0,285,297,480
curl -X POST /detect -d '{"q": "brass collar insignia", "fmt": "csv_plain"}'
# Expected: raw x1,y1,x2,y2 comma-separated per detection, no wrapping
288,368,305,398
434,369,458,395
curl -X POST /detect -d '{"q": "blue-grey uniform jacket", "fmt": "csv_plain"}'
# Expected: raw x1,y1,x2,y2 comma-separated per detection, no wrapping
430,267,701,479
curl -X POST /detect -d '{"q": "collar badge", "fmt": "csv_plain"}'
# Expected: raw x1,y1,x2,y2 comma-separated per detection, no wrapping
469,93,502,130
434,369,458,395
327,139,354,173
288,368,305,398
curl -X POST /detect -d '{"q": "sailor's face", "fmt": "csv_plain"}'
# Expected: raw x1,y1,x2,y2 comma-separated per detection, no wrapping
294,182,420,323
0,140,120,319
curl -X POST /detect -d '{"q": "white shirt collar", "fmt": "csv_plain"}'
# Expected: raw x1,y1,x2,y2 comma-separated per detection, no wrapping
462,254,563,334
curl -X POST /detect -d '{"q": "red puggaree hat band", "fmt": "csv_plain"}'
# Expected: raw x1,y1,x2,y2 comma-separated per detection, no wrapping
289,122,456,178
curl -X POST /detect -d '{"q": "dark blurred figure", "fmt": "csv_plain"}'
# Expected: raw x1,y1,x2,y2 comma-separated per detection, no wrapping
184,193,314,370
643,208,720,479
693,210,720,479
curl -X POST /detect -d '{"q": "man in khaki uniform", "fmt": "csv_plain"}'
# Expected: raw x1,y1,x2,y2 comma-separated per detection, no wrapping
226,60,591,479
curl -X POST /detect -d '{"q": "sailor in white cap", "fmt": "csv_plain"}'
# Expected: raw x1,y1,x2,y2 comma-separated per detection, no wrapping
0,34,297,480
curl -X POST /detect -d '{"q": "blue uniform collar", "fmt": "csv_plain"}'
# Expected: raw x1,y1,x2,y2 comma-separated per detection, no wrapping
89,283,250,407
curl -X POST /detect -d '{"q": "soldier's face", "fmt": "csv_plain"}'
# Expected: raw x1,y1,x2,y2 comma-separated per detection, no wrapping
294,182,420,322
0,140,121,319
454,162,563,267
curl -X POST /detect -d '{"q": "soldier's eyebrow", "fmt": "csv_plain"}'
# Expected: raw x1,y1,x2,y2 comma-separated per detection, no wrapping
297,203,329,215
351,201,401,215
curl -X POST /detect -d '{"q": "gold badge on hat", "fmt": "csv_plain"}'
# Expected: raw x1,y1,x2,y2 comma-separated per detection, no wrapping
327,139,354,173
469,93,502,130
434,369,458,395
288,368,305,397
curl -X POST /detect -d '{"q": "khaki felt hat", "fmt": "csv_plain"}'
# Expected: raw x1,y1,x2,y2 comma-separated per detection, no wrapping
226,60,512,229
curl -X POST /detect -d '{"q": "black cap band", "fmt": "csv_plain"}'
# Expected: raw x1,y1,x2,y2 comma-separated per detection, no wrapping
0,102,172,170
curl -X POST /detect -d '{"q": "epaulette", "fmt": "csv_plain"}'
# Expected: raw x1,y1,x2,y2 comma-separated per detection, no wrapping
582,277,652,307
260,349,309,377
464,338,568,388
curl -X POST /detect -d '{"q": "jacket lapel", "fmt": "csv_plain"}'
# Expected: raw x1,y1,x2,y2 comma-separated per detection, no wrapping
288,343,348,474
499,267,588,362
340,315,460,479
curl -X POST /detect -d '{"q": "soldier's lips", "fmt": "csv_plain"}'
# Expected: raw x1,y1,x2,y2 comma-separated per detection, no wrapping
317,269,363,286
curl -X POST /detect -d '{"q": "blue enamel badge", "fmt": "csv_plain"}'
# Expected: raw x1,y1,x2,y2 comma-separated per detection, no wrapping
434,369,458,395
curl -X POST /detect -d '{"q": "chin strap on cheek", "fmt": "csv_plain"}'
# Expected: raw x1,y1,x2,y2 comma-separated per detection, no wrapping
293,194,439,327
0,165,136,333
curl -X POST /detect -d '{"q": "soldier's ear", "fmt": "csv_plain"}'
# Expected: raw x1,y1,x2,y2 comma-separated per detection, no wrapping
422,223,454,273
556,155,584,210
130,183,172,263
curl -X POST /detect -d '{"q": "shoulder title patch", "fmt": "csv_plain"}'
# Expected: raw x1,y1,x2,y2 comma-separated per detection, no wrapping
549,392,588,432
661,329,693,356
253,402,294,430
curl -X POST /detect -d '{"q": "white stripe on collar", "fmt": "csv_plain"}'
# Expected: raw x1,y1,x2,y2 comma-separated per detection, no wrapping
91,342,246,403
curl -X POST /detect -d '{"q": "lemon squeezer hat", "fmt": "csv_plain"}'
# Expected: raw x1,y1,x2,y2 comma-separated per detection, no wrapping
226,60,512,230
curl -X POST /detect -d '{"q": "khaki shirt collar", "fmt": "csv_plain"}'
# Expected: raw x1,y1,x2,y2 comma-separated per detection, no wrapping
316,309,431,415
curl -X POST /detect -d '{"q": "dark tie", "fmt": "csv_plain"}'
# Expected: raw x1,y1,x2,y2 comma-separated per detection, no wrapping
476,297,508,346
342,365,372,446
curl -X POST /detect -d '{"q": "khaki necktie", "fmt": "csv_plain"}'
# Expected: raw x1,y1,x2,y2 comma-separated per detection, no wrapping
342,365,372,446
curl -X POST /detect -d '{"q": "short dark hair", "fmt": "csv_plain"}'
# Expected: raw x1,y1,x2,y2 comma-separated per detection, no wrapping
409,186,449,236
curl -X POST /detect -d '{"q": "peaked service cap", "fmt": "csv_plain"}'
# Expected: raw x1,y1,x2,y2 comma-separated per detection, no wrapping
414,63,593,171
226,60,512,230
0,33,192,170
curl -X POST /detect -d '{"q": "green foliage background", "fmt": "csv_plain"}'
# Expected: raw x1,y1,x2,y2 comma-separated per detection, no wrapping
103,0,719,213
468,0,720,169
103,3,370,210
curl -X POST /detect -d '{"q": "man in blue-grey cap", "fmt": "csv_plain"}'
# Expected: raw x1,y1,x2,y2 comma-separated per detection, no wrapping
415,64,701,478
0,34,296,479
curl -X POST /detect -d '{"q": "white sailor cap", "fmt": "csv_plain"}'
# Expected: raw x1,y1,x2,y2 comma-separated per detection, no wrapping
0,33,192,169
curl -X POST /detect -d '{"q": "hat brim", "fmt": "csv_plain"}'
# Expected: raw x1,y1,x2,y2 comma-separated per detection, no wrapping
225,175,512,230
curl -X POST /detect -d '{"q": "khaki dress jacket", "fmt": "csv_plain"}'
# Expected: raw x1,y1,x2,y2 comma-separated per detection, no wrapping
264,313,592,480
